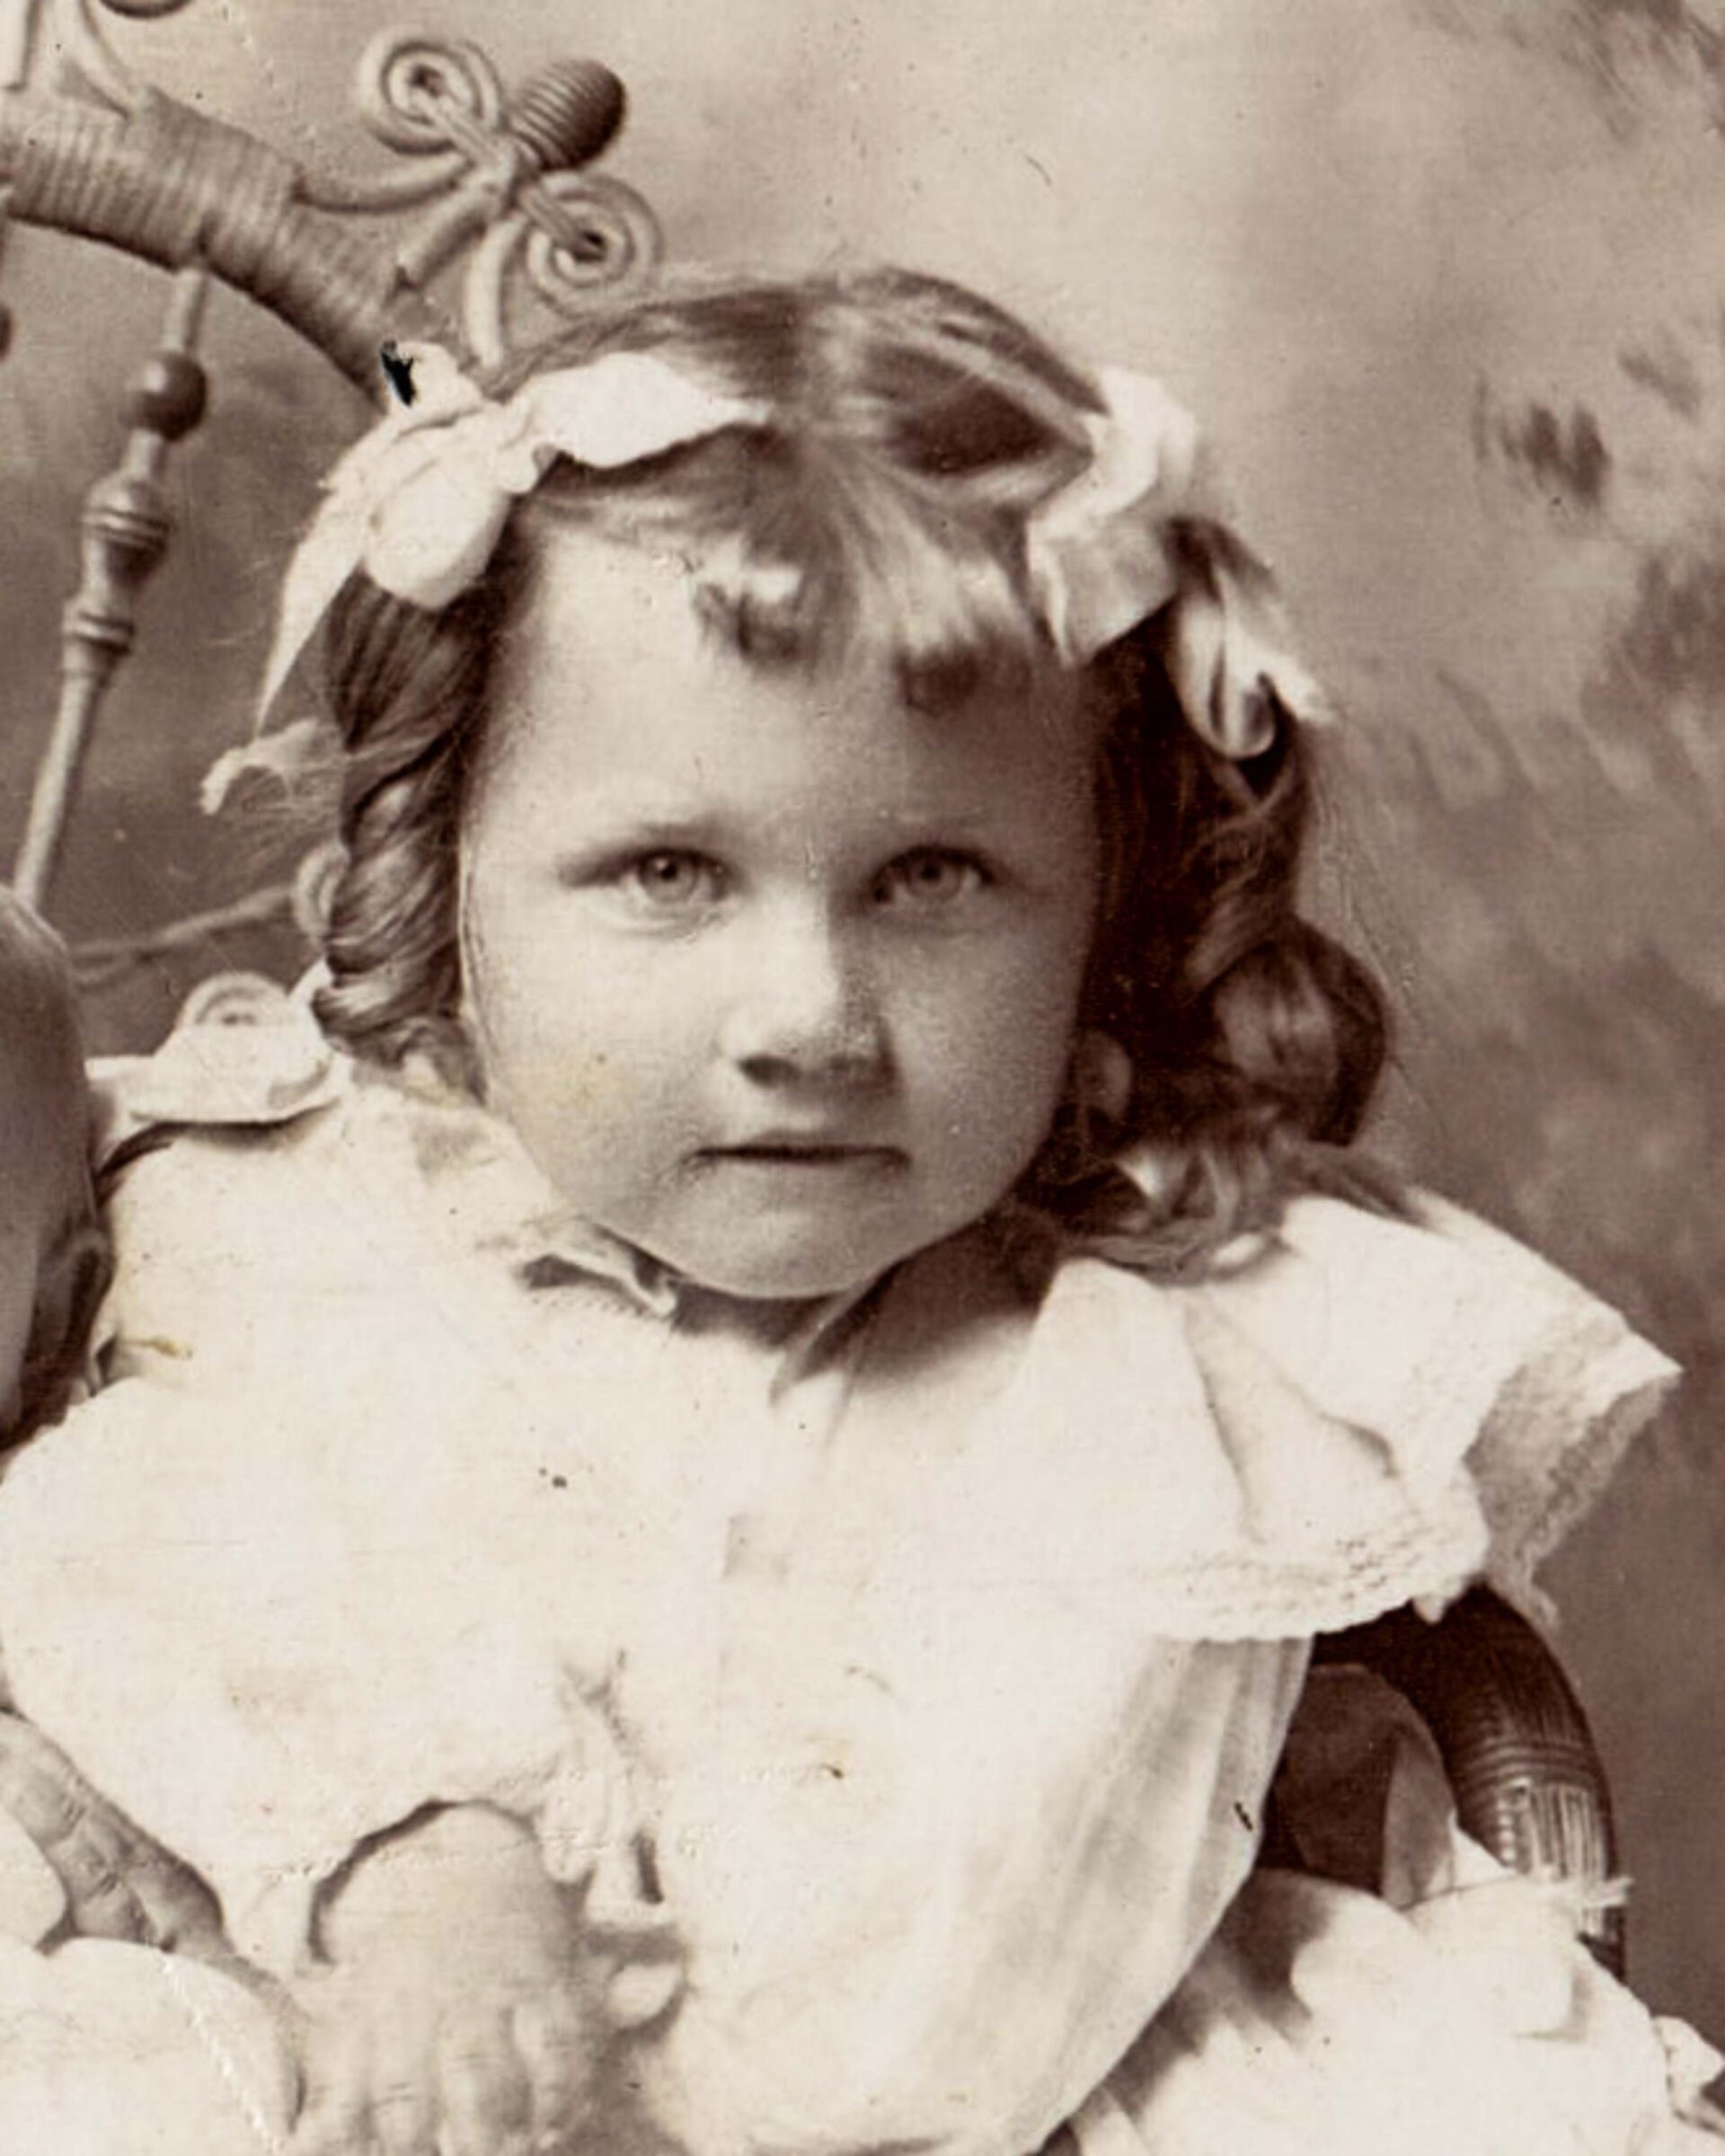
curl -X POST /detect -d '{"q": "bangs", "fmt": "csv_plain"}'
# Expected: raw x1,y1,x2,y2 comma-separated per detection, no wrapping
522,424,1059,708
490,267,1104,707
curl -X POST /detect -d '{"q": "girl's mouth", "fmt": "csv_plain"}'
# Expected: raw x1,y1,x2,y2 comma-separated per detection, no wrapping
698,1143,905,1169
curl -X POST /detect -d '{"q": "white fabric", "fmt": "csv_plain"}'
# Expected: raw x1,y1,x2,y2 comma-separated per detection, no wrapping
0,1069,1305,2156
0,1940,292,2155
1022,365,1332,747
226,346,1330,811
0,1026,1685,2156
1075,1867,1723,2156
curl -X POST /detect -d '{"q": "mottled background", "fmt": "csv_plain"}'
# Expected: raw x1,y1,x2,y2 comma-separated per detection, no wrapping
2,0,1721,2035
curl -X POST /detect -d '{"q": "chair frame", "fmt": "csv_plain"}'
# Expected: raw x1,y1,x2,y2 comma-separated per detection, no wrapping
2,0,659,919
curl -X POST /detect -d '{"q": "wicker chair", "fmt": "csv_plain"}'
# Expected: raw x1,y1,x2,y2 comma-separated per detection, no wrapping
1312,1587,1623,1976
0,0,1626,1993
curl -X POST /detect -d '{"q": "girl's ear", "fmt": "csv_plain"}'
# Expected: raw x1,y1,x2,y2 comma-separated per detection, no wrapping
4,1218,112,1448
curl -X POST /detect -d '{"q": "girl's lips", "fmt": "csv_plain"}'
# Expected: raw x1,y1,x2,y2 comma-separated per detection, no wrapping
698,1143,906,1167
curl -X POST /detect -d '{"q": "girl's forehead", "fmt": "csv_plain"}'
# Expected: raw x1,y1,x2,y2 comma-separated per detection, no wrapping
486,526,1095,805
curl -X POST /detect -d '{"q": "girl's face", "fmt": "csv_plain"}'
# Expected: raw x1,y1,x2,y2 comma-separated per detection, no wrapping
460,530,1100,1302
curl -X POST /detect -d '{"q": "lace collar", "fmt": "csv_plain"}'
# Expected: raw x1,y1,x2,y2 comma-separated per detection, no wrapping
90,974,884,1360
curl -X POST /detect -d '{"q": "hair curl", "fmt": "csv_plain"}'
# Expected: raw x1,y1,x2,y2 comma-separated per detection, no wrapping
312,266,1393,1274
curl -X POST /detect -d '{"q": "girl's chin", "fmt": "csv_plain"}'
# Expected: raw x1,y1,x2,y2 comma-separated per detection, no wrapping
668,1250,894,1309
649,1220,930,1310
620,1170,1021,1310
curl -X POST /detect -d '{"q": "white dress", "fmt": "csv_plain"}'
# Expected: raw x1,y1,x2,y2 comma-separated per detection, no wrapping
0,987,1706,2156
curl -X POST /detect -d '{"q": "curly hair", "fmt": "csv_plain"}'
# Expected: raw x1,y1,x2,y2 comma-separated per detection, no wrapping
312,266,1392,1272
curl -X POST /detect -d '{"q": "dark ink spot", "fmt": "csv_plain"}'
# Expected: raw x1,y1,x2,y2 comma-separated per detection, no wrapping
1234,1799,1255,1833
1485,394,1611,510
552,1473,567,1490
380,340,418,407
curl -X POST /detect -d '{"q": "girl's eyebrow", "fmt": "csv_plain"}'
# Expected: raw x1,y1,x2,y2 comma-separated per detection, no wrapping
545,788,1022,869
549,804,730,865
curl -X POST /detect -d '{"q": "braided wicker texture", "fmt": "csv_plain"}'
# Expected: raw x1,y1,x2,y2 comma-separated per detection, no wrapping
1316,1587,1626,1978
1,87,448,390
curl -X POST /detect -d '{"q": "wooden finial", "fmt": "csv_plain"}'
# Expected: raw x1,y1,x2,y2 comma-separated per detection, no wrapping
507,59,625,174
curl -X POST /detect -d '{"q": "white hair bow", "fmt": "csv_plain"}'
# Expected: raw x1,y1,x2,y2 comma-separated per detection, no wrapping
260,345,769,716
1025,364,1330,755
205,344,767,811
210,340,1327,811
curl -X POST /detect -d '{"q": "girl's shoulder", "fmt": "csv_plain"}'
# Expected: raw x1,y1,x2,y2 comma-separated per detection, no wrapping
85,976,519,1383
986,1182,1678,1640
94,976,364,1268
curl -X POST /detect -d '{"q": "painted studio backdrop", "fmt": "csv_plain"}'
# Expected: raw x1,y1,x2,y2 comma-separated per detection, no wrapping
2,0,1722,2037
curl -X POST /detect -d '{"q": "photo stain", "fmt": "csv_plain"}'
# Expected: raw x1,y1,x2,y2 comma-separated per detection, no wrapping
1478,389,1611,511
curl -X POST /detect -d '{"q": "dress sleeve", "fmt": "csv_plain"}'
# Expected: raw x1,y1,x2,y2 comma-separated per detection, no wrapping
1006,1181,1677,1640
1180,1191,1681,1624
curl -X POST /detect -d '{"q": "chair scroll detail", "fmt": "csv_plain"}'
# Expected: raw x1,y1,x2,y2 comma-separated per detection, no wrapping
1,0,660,919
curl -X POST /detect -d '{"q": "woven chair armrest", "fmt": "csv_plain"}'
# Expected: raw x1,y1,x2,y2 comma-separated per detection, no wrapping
1314,1587,1625,1978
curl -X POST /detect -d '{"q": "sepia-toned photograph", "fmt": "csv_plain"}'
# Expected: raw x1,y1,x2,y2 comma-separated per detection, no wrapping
0,1,1722,2149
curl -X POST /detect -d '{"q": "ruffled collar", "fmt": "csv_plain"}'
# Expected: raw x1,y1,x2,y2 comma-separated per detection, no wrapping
90,973,886,1366
91,972,1680,1639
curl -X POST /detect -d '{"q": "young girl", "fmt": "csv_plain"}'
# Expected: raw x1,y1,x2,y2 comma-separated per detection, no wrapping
0,267,1715,2156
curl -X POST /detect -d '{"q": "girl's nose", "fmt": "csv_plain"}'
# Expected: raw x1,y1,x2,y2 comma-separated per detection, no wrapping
717,913,888,1083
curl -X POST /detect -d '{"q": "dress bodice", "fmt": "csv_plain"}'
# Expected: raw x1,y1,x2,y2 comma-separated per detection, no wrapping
0,1008,1679,2156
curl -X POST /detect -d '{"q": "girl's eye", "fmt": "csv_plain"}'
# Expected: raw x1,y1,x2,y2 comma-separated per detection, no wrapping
872,849,989,908
616,851,727,910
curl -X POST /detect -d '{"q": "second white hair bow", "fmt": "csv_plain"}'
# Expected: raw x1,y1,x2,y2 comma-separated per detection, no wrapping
1025,364,1329,755
215,340,1328,810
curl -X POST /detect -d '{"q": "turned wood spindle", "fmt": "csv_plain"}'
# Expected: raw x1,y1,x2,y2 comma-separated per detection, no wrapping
13,262,209,912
